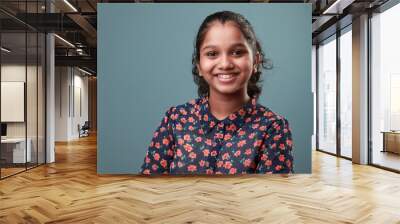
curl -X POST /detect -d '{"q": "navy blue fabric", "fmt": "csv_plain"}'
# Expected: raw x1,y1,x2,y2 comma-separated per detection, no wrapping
140,97,293,175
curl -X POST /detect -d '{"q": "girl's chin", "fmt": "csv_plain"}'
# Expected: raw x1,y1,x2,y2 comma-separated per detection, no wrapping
210,85,244,96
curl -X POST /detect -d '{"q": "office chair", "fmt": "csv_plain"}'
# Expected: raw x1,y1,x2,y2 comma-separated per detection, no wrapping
79,121,90,138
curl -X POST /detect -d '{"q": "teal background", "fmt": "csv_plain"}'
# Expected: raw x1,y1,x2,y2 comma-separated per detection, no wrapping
98,3,312,174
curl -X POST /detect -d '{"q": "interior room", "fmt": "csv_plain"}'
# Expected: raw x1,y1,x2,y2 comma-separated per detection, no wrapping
0,0,399,223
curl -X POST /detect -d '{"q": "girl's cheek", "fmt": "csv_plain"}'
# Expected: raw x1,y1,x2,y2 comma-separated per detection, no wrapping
242,57,254,69
235,58,250,68
200,60,214,71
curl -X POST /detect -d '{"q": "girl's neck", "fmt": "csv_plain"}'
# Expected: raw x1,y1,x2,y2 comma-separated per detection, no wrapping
208,90,250,120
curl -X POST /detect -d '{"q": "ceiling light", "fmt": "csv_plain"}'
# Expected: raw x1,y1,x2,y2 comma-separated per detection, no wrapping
323,0,354,15
54,34,75,48
1,47,11,53
78,67,92,76
63,0,78,12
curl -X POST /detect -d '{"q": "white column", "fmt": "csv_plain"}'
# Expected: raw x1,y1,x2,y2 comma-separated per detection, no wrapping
46,1,55,163
352,14,369,164
46,33,55,163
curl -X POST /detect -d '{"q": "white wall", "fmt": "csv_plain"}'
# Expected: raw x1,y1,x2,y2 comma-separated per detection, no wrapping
55,67,89,141
70,71,89,138
1,65,41,137
55,66,69,141
1,66,26,140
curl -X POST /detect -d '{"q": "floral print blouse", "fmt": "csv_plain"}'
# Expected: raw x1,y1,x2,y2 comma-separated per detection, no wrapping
140,97,293,175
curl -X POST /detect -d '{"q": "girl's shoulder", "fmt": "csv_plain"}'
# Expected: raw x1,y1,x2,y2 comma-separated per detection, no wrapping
254,103,289,126
175,98,202,110
165,98,203,117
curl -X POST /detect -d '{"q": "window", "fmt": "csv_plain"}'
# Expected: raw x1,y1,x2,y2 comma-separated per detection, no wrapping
371,2,400,171
318,35,337,154
340,27,352,158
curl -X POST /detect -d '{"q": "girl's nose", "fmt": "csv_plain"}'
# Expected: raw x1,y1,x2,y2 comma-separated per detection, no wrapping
219,55,234,70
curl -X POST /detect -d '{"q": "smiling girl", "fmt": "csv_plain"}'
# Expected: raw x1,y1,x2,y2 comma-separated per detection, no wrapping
140,11,293,175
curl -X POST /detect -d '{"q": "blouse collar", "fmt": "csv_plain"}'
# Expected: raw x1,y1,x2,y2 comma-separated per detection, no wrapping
198,96,257,133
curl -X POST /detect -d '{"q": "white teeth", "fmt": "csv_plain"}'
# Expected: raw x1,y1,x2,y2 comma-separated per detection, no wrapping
218,74,233,79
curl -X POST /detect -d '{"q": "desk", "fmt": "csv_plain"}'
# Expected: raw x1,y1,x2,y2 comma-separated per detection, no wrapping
1,138,31,163
382,131,400,154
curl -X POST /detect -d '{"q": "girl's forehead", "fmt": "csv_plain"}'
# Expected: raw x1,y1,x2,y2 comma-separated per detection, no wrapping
201,21,248,46
207,20,240,29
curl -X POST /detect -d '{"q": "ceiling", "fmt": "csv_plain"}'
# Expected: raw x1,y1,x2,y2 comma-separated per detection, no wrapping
0,0,391,75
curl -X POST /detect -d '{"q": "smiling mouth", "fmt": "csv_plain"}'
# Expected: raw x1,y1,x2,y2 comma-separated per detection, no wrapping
215,73,239,82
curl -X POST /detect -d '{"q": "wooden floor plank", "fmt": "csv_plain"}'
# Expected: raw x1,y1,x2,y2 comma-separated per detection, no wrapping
0,134,400,223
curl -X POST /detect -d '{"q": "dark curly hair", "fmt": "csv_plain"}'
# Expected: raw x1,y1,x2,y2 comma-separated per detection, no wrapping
192,11,270,98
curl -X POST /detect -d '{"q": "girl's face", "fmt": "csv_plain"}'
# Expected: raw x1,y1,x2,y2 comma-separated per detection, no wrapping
197,21,256,98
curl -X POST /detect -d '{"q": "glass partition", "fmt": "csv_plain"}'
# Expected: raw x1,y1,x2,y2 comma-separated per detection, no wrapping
0,1,46,179
317,35,337,155
27,31,38,169
1,31,28,177
371,3,400,171
38,32,45,165
339,27,352,158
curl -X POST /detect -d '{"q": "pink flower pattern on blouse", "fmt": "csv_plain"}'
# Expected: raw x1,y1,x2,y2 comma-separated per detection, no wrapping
140,97,293,175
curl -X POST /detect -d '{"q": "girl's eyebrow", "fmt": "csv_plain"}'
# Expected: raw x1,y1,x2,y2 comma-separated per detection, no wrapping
201,45,217,51
230,43,247,48
201,43,247,51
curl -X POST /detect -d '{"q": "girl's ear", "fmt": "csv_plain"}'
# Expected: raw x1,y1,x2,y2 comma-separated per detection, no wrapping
253,52,261,74
197,64,202,77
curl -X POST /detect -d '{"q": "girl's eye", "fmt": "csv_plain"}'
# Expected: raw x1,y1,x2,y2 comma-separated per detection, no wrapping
232,49,244,56
206,51,217,57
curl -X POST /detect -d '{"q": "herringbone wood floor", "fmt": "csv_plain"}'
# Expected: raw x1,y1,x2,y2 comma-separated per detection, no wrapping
1,134,400,224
